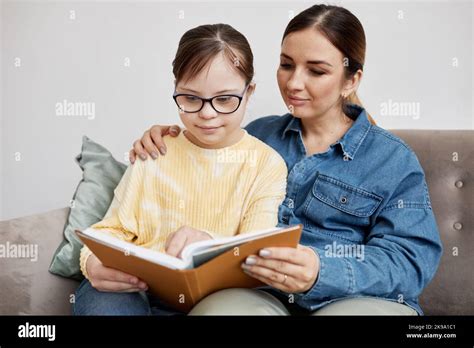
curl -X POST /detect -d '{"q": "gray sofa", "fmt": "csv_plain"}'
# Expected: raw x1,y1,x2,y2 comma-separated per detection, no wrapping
1,130,472,315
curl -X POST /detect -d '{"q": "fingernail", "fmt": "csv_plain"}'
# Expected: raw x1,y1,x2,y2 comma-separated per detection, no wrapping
171,128,178,134
259,249,271,257
139,282,147,289
159,147,166,155
130,278,138,284
245,256,257,265
140,154,147,160
151,152,158,159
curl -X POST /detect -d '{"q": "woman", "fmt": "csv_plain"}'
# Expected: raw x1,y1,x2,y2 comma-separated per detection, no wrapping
73,23,288,315
130,4,442,316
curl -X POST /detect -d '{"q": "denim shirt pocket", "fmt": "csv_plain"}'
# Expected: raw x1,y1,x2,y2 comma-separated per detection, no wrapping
304,173,383,236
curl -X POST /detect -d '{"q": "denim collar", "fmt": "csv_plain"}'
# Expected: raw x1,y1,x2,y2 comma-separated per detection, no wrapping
281,104,372,160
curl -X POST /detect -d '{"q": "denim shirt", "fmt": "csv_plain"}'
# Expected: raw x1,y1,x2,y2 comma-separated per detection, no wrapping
245,104,443,315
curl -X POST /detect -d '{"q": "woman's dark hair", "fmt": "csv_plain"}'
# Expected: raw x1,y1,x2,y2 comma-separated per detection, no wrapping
173,23,254,85
283,4,375,124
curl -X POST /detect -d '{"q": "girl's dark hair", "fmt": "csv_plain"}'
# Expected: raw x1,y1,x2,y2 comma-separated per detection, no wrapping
283,4,375,124
173,24,254,85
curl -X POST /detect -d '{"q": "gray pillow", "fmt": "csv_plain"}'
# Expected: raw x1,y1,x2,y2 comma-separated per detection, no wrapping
48,136,127,280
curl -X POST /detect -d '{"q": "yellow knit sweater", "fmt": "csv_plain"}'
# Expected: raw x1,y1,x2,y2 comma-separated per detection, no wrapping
80,129,287,278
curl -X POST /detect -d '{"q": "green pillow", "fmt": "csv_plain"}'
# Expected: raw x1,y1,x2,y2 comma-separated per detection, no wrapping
48,136,127,280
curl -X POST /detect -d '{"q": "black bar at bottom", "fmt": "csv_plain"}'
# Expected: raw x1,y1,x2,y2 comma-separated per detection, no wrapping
0,315,473,346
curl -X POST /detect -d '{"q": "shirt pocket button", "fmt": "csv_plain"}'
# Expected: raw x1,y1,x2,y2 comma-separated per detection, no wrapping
340,196,348,204
288,199,294,209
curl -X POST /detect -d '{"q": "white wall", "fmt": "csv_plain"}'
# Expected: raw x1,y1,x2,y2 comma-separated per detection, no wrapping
1,0,473,220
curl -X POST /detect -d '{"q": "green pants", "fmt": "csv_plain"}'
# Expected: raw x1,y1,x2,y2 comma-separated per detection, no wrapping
188,288,418,315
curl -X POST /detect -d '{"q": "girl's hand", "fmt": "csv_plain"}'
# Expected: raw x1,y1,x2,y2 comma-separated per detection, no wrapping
165,225,213,259
241,244,320,294
130,124,182,163
86,253,148,292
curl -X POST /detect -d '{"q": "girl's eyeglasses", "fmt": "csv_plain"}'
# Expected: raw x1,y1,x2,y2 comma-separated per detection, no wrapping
173,84,249,114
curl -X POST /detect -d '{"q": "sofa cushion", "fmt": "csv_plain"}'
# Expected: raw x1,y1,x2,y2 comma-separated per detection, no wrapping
48,136,127,280
0,208,79,314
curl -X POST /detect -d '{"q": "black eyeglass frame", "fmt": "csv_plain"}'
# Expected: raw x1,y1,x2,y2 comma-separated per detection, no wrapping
172,84,250,114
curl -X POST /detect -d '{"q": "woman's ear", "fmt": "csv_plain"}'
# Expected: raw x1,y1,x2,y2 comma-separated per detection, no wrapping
342,69,362,97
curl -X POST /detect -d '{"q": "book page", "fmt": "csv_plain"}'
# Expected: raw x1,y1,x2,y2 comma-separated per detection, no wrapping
81,225,288,270
81,228,191,269
180,226,285,267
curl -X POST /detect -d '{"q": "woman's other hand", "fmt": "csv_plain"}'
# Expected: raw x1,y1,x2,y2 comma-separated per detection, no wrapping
241,244,320,294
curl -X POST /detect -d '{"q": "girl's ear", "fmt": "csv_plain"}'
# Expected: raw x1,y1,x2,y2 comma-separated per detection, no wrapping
246,82,256,97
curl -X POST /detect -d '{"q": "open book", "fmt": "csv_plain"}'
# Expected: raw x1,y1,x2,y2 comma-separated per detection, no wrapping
76,224,302,312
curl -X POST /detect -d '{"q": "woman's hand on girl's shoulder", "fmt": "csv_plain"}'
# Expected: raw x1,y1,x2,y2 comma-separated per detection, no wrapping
129,124,182,163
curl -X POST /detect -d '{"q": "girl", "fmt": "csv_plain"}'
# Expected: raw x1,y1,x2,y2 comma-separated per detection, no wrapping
73,23,289,315
131,5,443,316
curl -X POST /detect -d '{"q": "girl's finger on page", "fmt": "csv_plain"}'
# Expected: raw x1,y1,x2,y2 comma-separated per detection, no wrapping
164,231,176,251
183,234,209,254
166,233,187,258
